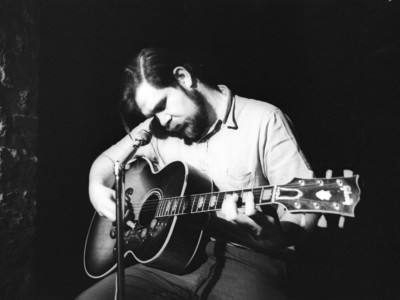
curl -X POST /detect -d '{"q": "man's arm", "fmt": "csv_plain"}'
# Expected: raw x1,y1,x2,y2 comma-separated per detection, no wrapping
88,154,118,221
88,118,154,221
220,109,317,249
280,213,318,247
261,109,318,247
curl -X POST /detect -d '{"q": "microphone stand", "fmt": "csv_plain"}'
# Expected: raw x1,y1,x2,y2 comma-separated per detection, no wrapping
114,159,125,300
113,130,151,300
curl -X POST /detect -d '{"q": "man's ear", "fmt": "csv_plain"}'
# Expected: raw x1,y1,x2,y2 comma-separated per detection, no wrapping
173,66,194,89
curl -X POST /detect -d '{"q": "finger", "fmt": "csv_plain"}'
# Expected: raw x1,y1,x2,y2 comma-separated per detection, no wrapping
106,201,117,222
243,192,256,216
221,193,239,221
98,198,116,221
234,213,262,236
99,209,116,222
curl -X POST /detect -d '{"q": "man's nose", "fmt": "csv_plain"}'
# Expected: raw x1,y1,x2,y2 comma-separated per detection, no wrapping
156,113,171,127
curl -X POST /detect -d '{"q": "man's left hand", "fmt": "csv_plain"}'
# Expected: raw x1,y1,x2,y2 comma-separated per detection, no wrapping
219,192,285,245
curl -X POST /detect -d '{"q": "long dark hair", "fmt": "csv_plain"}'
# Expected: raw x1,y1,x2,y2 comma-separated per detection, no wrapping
119,47,215,115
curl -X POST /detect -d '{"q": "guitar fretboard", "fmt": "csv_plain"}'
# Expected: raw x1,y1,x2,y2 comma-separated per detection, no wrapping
155,187,275,217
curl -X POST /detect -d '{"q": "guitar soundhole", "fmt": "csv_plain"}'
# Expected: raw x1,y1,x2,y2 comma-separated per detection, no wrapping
138,190,161,227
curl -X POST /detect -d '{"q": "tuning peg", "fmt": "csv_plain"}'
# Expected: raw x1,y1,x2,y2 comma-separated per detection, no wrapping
300,214,306,227
317,215,327,228
338,216,345,228
325,169,333,179
343,169,353,177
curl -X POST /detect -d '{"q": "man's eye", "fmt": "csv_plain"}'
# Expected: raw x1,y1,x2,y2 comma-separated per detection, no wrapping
152,99,167,116
160,101,166,110
156,100,167,113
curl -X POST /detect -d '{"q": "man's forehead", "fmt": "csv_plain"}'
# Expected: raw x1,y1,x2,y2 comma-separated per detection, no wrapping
135,81,166,116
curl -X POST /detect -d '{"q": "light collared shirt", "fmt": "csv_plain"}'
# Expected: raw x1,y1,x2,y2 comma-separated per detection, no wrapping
130,85,312,191
106,85,313,252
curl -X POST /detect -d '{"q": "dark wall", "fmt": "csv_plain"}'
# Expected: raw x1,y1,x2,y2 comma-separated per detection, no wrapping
0,0,39,299
38,0,400,299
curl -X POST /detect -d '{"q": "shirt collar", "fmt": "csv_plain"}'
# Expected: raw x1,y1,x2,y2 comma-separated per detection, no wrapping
196,85,237,143
220,85,238,130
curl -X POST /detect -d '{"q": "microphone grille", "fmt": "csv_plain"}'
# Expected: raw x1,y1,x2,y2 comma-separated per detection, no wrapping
135,129,152,146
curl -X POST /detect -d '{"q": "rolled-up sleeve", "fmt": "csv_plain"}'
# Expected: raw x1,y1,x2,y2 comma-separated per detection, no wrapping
260,109,313,186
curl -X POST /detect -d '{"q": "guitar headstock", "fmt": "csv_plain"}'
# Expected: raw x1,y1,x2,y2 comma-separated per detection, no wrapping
274,175,361,218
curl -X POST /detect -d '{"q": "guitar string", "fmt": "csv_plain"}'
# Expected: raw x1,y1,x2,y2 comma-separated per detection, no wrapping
122,182,350,210
130,197,337,211
122,181,346,206
134,195,347,212
127,195,351,218
121,181,344,207
119,182,353,216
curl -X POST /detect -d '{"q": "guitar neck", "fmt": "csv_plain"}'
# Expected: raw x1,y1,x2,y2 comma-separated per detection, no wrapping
155,186,275,218
154,175,360,218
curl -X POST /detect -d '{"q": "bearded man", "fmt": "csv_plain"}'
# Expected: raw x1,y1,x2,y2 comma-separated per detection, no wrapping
77,47,317,300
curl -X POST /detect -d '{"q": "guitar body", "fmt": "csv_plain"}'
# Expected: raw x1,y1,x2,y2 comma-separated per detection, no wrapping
84,158,213,278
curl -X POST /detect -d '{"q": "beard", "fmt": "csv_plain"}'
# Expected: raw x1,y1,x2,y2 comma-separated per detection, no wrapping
178,89,209,142
150,89,209,144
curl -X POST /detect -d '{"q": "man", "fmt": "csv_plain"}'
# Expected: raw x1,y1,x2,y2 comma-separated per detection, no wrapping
77,47,317,299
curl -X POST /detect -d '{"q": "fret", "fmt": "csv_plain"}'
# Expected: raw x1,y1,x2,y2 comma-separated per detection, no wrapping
171,197,179,215
261,187,273,204
178,196,189,215
157,199,165,217
204,194,210,211
176,196,184,215
175,197,181,214
155,200,160,217
242,190,253,207
191,194,199,213
158,198,166,217
238,189,244,201
181,196,189,214
222,191,240,207
196,195,206,212
208,193,218,210
174,197,181,215
216,193,224,210
165,198,172,216
164,198,171,216
159,198,166,217
253,188,264,204
250,188,261,205
208,193,216,210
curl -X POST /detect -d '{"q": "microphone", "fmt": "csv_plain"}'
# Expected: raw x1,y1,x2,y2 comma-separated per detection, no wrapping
117,129,152,167
131,129,152,147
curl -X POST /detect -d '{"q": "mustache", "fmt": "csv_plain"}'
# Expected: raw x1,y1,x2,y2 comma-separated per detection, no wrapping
150,117,181,140
149,116,200,145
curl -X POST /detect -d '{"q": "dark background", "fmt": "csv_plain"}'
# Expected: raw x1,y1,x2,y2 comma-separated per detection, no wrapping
37,0,400,299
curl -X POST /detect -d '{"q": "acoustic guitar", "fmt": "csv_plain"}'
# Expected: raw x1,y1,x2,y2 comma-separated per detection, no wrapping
84,157,360,278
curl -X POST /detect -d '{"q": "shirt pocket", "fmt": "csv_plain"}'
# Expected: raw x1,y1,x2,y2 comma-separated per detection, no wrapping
225,166,253,189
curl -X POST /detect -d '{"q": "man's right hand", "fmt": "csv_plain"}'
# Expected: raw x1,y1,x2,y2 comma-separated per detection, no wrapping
89,183,116,221
87,118,154,222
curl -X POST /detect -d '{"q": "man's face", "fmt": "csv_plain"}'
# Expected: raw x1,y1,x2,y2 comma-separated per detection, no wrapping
135,80,208,141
